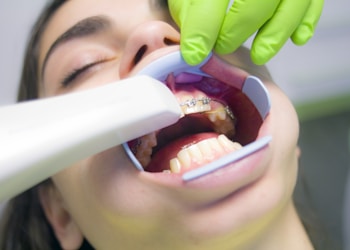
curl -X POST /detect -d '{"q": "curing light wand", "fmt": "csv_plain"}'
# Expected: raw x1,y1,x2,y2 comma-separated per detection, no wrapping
0,76,182,201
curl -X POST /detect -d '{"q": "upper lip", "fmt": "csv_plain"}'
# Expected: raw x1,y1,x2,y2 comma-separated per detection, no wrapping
123,48,271,188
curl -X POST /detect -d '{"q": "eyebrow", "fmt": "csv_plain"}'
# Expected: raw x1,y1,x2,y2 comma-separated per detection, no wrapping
41,15,112,79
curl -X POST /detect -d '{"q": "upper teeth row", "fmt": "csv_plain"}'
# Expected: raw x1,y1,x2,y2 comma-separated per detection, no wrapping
179,97,212,115
180,97,211,108
179,97,235,122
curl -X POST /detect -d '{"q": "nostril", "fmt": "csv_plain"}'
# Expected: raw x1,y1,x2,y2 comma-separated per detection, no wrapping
133,38,177,67
133,45,148,66
164,37,178,46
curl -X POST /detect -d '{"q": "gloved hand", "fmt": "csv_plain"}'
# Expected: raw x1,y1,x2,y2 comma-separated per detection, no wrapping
169,0,324,65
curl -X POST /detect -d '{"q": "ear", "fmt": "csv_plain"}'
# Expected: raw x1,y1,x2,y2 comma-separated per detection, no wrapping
39,183,84,250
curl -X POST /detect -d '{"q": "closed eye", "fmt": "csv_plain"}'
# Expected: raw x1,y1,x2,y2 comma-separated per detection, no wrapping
61,59,108,87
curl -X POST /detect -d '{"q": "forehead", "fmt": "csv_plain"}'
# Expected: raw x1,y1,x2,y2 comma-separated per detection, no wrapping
38,0,168,71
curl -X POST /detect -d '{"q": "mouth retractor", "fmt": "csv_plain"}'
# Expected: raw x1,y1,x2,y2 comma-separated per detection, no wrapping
122,51,271,181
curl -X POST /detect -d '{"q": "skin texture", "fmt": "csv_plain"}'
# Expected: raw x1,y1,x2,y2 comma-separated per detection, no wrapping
37,0,312,249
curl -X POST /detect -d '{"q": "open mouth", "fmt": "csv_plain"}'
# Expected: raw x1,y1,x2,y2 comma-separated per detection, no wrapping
123,51,271,180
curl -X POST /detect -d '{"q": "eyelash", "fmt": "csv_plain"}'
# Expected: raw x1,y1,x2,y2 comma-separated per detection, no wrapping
61,58,107,87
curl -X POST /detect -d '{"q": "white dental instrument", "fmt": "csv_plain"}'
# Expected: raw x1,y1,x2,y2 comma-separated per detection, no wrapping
0,76,182,201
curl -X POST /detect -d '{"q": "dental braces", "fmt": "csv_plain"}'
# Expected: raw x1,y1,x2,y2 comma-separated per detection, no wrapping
180,97,235,121
180,97,211,108
224,106,235,120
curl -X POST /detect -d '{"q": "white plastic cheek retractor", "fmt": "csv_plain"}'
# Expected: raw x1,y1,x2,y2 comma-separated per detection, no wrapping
0,76,182,201
122,51,272,181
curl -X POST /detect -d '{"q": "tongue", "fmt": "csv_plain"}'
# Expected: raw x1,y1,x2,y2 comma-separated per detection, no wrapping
146,132,219,172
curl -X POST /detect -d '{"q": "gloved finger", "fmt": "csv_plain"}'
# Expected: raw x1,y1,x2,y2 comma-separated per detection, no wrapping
169,0,230,65
291,0,324,45
215,0,281,55
250,0,311,65
168,0,188,28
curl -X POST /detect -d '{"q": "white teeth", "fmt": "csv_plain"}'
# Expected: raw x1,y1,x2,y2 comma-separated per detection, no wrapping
180,96,211,115
134,132,157,167
187,144,204,165
177,148,192,169
169,135,242,173
170,158,181,173
211,114,236,138
205,137,223,154
207,106,236,123
197,139,214,160
218,109,226,120
218,134,234,150
218,134,242,152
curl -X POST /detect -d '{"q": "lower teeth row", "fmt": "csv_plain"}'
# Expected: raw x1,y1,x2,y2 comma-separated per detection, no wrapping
169,134,242,173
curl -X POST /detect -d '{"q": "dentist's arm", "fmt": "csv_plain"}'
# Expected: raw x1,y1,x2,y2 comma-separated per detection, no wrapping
169,0,324,65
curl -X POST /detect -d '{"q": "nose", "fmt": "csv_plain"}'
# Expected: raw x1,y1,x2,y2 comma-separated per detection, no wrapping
119,21,180,78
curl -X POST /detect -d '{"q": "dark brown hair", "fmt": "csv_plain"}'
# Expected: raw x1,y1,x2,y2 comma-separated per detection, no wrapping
17,1,63,102
0,1,93,249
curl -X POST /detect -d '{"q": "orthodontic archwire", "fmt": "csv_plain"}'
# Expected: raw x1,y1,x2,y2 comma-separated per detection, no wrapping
179,97,212,108
180,97,235,121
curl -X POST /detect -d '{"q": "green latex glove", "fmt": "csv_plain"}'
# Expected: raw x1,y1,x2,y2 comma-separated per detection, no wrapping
169,0,324,65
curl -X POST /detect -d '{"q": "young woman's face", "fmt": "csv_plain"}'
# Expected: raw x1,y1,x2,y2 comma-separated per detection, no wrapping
39,0,300,249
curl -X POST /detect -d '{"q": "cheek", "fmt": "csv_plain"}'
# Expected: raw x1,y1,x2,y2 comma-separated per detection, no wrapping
50,146,130,216
273,90,299,148
50,147,152,238
74,147,142,211
272,97,300,195
269,145,300,203
67,146,164,217
53,146,174,247
244,146,299,231
250,84,300,215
